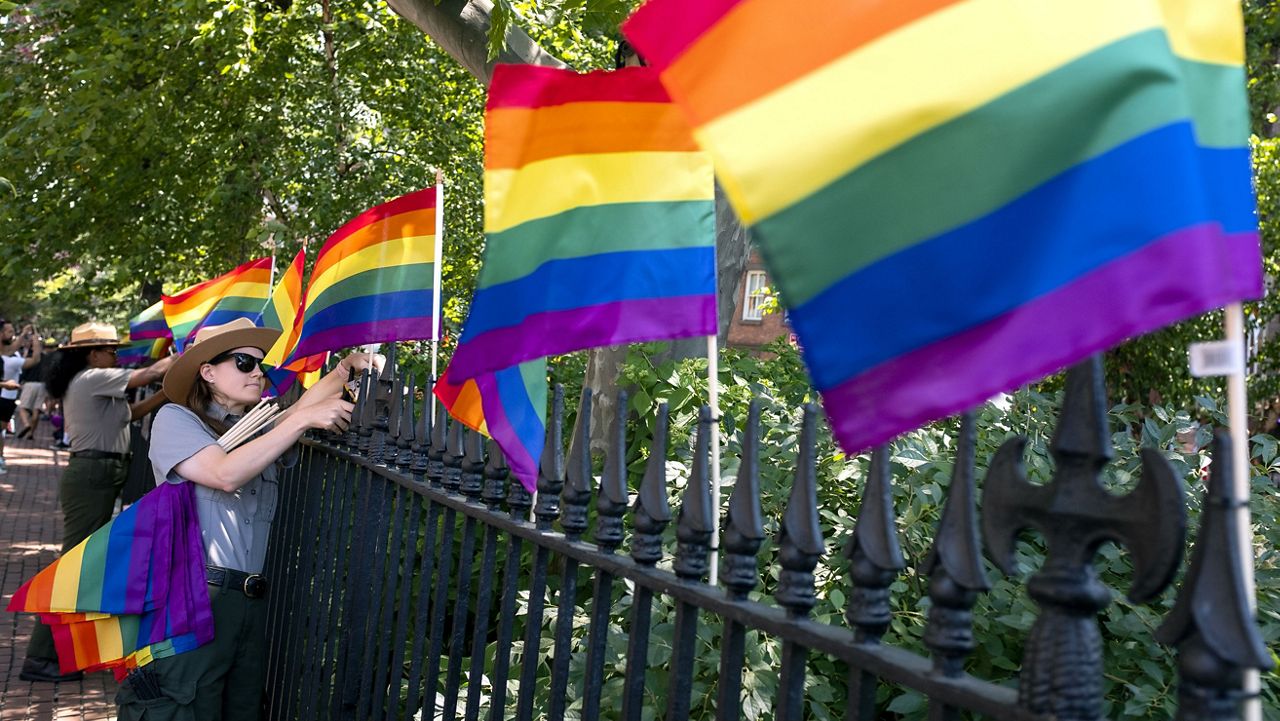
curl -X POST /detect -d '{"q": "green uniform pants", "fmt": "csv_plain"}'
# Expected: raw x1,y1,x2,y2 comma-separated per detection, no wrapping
26,455,128,661
116,585,269,721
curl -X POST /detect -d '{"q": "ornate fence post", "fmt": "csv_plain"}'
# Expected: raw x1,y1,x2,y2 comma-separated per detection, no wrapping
666,406,715,721
717,399,766,721
622,402,671,721
983,356,1187,721
1157,430,1273,721
776,404,825,721
922,412,990,679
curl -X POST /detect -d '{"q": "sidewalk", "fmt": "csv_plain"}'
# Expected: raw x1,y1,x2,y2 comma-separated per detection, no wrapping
0,435,117,721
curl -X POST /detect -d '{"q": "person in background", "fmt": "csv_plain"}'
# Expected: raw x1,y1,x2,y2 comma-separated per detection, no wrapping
16,336,58,439
20,322,174,683
0,320,43,475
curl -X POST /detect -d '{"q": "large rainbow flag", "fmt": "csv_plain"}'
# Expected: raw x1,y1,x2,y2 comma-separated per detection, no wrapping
6,482,213,676
163,257,273,351
127,301,171,342
289,188,438,360
435,357,547,492
625,0,1264,452
446,65,717,381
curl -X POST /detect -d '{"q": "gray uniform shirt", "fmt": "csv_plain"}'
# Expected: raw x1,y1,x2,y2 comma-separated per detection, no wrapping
64,367,133,454
150,403,285,574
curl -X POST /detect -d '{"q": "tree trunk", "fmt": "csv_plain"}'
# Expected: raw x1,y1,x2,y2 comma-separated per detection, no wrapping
383,0,754,446
382,0,567,85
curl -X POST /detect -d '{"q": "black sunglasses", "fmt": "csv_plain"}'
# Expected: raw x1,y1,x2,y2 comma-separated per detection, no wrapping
210,351,265,374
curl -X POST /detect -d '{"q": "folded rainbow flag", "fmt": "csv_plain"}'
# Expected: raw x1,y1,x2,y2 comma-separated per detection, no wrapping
625,0,1264,452
446,65,716,381
163,257,273,351
127,301,171,342
435,357,547,492
290,188,438,360
6,482,213,676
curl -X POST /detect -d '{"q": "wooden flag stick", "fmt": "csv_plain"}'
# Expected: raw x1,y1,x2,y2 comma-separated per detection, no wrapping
707,334,722,587
1225,303,1260,721
431,167,445,420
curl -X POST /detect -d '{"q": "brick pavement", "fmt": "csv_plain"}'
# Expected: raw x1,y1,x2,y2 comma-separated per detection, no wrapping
1,435,117,721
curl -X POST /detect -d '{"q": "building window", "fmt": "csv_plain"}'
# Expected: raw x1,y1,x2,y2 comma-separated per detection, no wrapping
742,270,768,321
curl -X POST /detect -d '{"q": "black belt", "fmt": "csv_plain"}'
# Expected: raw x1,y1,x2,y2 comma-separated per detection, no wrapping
206,565,268,599
69,450,127,461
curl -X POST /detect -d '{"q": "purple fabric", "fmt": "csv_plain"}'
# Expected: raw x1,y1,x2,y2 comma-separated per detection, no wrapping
822,226,1263,453
290,316,431,362
449,295,716,381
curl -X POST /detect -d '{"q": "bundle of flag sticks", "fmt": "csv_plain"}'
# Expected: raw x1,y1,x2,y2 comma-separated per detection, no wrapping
217,399,283,451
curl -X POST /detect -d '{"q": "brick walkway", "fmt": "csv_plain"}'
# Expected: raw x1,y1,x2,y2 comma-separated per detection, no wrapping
1,435,117,721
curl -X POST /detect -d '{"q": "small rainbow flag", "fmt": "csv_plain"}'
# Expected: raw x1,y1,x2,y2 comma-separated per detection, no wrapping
6,482,213,676
289,189,438,360
625,0,1264,453
446,65,716,381
163,257,273,351
127,301,171,342
116,336,171,367
435,357,547,492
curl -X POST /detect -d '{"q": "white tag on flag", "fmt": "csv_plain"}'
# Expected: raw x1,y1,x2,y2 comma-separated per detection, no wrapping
1188,340,1244,377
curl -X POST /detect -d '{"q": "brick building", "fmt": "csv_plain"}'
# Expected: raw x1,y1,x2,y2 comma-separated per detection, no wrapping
726,248,792,350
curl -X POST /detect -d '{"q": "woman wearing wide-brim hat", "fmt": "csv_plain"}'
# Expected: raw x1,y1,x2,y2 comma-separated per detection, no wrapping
20,321,176,684
115,318,376,721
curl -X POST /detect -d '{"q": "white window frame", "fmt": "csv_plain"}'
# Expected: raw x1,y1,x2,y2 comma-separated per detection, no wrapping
742,270,768,322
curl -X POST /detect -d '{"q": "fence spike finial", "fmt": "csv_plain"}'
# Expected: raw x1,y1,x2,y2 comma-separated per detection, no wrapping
427,401,449,486
923,411,990,676
395,373,417,469
722,399,766,599
632,402,671,565
673,406,715,582
483,438,509,510
534,384,566,530
561,388,594,541
776,403,824,616
594,390,629,553
443,419,465,492
846,442,905,643
1157,430,1273,718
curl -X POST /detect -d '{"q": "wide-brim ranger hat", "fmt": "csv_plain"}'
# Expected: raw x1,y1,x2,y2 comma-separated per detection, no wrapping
162,318,280,403
64,322,123,348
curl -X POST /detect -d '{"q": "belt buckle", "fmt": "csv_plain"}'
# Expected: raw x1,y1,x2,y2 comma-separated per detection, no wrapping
242,574,267,599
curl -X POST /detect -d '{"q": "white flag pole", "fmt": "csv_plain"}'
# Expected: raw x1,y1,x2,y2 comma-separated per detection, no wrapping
707,333,722,586
1224,302,1260,721
431,169,445,419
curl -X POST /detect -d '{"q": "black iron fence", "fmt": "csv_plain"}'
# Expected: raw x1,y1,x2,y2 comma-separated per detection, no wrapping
261,356,1271,721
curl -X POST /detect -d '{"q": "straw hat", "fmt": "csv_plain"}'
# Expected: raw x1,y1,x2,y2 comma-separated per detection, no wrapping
162,318,280,403
64,322,122,348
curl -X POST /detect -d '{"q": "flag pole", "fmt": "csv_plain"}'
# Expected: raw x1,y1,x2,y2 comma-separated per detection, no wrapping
707,333,722,586
431,169,445,419
1224,302,1260,721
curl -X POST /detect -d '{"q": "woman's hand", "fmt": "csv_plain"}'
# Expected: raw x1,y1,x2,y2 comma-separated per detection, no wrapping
336,352,386,379
292,397,354,433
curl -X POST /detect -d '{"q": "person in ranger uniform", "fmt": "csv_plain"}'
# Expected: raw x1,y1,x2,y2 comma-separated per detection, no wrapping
115,318,377,721
20,321,174,683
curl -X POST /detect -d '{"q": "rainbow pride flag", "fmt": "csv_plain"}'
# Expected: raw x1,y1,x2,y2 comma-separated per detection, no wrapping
625,0,1264,452
435,357,547,492
163,257,273,351
117,336,171,367
258,250,328,392
127,301,171,342
446,65,716,381
6,482,213,675
289,189,438,360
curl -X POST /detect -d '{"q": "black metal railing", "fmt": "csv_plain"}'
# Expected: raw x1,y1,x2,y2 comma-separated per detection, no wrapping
261,356,1271,721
